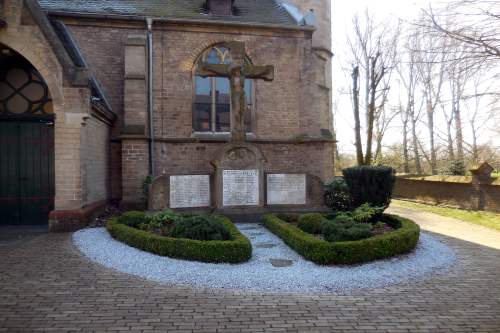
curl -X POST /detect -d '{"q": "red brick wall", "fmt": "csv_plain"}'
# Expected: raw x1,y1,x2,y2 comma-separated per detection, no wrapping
394,177,500,213
64,19,334,205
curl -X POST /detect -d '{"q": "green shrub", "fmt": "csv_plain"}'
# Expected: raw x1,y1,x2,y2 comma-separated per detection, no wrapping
117,211,148,228
324,176,351,211
342,166,396,208
171,215,231,241
351,203,385,223
442,159,466,176
148,209,177,224
107,216,252,264
297,213,325,234
322,220,373,242
262,213,419,265
274,213,300,223
330,213,355,224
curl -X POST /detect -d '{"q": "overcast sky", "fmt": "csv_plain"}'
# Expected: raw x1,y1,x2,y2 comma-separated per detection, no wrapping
331,0,500,155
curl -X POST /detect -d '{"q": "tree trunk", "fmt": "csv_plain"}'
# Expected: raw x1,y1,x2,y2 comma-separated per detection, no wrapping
426,101,437,174
352,66,364,165
471,123,479,162
454,99,465,163
410,102,422,174
446,118,455,161
402,117,410,173
364,56,377,165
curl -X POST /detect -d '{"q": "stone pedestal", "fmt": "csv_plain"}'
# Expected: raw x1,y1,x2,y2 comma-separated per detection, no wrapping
212,142,266,210
148,175,167,210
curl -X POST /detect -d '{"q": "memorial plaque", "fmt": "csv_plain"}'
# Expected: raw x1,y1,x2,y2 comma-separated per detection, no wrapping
169,175,210,208
267,174,306,205
223,170,259,206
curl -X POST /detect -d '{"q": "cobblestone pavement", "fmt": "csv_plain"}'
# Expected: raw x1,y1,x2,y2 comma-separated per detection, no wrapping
1,208,500,333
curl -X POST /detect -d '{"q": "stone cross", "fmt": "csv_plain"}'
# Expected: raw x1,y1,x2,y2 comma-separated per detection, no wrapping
198,41,274,141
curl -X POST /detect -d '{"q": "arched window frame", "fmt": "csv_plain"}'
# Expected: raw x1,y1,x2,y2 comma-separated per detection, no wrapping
0,57,53,121
192,43,255,136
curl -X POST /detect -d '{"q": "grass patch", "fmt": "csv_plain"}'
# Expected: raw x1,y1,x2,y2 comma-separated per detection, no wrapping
392,200,500,232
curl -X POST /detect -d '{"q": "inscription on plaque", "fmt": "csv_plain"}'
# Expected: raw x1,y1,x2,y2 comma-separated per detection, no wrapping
223,170,259,206
267,174,306,205
170,175,210,208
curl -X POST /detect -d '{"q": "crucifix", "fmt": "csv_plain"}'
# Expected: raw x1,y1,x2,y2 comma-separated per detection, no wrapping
198,41,274,142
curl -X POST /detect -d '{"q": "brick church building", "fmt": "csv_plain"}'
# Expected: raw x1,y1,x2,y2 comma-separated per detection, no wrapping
0,0,334,231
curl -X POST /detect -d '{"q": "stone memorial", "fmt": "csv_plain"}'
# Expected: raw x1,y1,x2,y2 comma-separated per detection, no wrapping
203,42,273,210
169,175,211,208
223,169,259,206
267,174,306,205
212,142,266,209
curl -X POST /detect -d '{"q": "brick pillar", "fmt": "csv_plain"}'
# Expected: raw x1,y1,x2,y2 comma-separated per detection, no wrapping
470,162,494,211
121,33,150,209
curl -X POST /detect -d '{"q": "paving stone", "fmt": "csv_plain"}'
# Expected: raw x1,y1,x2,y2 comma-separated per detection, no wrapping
256,243,277,249
269,259,294,267
0,207,500,332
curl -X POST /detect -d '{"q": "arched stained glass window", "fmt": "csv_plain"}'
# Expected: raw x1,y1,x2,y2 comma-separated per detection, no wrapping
193,44,253,133
0,62,53,118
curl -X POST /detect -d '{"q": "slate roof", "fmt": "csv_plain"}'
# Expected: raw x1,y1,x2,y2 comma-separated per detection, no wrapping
38,0,302,28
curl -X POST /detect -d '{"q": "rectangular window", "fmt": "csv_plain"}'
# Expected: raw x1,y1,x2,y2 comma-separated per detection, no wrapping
194,76,211,132
215,78,230,132
194,76,253,134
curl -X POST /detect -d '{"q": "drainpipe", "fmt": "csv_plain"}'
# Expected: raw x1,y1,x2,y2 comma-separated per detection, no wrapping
146,17,155,176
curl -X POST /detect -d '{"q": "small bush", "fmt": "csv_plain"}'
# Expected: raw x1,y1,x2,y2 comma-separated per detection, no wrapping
323,220,373,242
149,209,177,223
171,215,231,241
330,213,355,225
324,176,351,211
342,166,396,208
297,213,325,234
351,203,385,223
117,211,148,228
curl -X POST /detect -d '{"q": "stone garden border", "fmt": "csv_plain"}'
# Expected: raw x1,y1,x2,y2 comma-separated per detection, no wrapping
262,214,420,265
106,217,252,264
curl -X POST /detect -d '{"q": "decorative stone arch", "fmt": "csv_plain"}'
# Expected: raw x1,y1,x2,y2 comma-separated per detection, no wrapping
188,39,256,72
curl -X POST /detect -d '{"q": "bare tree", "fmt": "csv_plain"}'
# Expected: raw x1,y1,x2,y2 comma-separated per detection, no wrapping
347,11,400,165
463,67,497,161
398,35,423,174
411,24,447,174
374,105,399,161
425,0,500,63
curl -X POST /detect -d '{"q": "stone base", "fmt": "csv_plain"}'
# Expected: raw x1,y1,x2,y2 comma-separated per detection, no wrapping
119,200,147,212
48,200,107,232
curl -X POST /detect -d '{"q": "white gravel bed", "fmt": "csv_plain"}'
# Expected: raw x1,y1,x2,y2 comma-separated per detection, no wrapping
73,223,456,293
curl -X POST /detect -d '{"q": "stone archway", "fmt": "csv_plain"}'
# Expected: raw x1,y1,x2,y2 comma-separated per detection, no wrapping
0,44,55,225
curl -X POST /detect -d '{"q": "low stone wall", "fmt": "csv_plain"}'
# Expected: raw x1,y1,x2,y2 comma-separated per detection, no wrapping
394,176,500,213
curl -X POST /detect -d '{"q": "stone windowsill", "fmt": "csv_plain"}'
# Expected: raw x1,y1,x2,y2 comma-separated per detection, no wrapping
191,132,257,141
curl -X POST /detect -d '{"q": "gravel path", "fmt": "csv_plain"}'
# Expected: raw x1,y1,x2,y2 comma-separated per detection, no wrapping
73,224,456,293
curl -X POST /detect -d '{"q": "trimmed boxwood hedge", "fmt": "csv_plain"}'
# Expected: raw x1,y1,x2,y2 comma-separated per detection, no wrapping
262,214,420,265
107,216,252,264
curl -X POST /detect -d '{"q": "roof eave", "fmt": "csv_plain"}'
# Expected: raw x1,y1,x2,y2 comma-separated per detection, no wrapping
44,10,316,32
